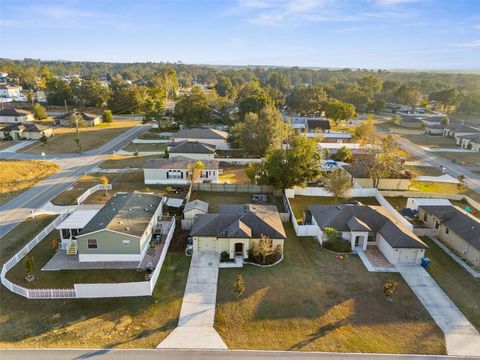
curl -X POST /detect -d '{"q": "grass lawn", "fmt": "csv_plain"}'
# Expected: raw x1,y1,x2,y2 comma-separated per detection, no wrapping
438,152,480,167
22,120,139,154
0,251,190,348
99,155,159,169
218,165,252,185
0,140,14,150
410,180,480,202
51,171,185,206
138,130,169,140
402,134,457,148
215,225,445,354
289,196,380,222
422,237,480,331
123,143,166,153
405,165,443,177
190,191,285,213
0,160,60,206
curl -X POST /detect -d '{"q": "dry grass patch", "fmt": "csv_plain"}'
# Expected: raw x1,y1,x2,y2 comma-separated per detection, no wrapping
123,142,166,153
438,152,480,167
0,160,60,205
0,140,14,150
403,134,457,148
99,155,159,169
22,120,139,154
218,165,252,184
190,191,285,213
215,225,445,354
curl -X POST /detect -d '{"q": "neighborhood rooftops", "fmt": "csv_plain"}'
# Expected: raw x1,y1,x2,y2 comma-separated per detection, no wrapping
171,128,228,140
419,205,480,250
79,192,162,237
445,123,480,134
191,204,286,239
0,108,32,117
0,122,52,132
184,199,209,213
308,204,427,249
144,156,219,170
53,112,100,121
306,119,330,131
169,140,216,154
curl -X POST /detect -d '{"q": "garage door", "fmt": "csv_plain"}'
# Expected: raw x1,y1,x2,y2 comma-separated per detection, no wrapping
398,249,418,264
198,238,216,252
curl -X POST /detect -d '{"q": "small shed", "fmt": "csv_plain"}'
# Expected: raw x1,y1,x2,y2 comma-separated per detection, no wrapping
406,198,452,211
183,199,209,220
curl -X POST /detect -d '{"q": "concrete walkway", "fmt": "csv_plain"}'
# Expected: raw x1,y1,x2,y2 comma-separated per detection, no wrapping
158,252,227,350
0,140,37,153
397,265,480,356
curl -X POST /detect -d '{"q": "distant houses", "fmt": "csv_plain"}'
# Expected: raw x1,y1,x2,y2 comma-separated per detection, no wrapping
0,123,54,140
0,108,34,123
53,112,101,127
0,84,22,100
170,128,229,150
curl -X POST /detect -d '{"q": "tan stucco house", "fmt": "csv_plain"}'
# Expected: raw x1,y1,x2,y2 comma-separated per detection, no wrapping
418,205,480,267
190,204,286,259
0,108,34,123
0,122,54,140
53,112,101,127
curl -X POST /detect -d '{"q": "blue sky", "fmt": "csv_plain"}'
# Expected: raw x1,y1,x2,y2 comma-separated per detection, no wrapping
1,0,479,70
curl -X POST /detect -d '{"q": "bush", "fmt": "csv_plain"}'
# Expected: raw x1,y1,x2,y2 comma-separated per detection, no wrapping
33,103,47,120
323,239,352,253
220,251,230,262
247,244,282,265
40,135,48,143
102,110,113,123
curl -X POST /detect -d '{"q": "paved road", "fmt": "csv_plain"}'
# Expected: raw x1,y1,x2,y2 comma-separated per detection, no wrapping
0,124,152,238
0,349,466,360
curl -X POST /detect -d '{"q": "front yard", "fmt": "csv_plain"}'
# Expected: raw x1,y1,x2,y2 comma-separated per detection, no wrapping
99,155,159,169
122,142,166,153
0,160,60,206
190,191,285,213
22,120,139,154
402,134,458,148
422,237,480,331
215,225,445,354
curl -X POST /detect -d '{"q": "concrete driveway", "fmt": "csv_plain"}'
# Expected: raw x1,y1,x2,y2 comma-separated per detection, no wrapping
397,265,480,356
158,252,227,349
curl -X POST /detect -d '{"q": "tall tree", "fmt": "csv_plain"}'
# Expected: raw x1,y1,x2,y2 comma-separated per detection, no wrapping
45,77,72,105
215,75,235,98
395,85,421,108
324,99,356,125
285,84,327,115
237,81,272,117
174,86,211,127
323,169,352,204
429,88,462,112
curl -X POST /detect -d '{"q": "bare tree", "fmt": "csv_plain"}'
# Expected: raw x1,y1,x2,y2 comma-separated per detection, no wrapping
252,234,274,265
324,169,352,204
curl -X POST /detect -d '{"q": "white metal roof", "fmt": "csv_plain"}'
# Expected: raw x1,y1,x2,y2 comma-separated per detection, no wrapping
166,197,184,208
56,208,100,230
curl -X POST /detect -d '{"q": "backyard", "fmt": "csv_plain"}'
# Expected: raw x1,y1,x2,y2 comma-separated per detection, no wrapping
218,165,252,185
422,237,480,331
22,120,139,154
410,180,480,202
0,217,191,348
0,160,60,206
190,191,285,213
215,225,445,354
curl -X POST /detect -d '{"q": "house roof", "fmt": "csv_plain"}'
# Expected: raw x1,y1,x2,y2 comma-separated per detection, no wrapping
343,160,409,180
419,205,480,250
169,140,216,154
54,112,100,121
78,192,162,237
445,123,480,134
191,204,286,239
306,119,330,131
458,133,480,143
1,122,52,132
426,124,446,129
308,204,426,249
171,128,228,140
144,156,220,170
184,199,209,213
56,206,102,230
0,108,31,117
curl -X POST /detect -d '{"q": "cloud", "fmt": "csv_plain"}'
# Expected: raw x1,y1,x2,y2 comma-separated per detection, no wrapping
455,39,480,48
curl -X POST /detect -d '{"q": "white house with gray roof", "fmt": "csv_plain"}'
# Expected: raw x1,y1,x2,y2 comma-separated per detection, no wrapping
459,133,480,151
308,204,427,265
167,140,216,160
443,123,480,145
170,128,230,150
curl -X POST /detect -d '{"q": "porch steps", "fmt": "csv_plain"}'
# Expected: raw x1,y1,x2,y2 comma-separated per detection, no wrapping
67,243,77,255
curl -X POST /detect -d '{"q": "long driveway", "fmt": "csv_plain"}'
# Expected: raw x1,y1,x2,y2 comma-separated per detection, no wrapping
0,123,151,238
158,252,227,349
397,265,480,356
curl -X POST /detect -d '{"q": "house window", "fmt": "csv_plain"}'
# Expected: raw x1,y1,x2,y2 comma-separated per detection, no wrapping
423,213,428,222
435,221,440,229
123,240,130,246
71,229,79,237
445,228,449,235
87,239,97,249
61,229,70,239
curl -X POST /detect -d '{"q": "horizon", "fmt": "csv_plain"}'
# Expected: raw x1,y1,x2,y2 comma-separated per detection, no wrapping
1,0,479,70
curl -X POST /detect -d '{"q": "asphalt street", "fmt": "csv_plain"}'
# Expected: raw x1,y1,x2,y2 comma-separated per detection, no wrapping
0,123,151,238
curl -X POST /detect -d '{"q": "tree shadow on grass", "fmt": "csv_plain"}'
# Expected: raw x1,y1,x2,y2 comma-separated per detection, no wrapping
288,318,351,350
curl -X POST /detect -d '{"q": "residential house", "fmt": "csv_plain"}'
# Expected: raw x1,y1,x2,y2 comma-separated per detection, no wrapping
418,205,480,266
443,123,480,145
0,122,54,140
190,204,286,259
425,124,445,135
53,112,101,127
183,200,209,220
170,128,229,150
167,140,216,160
459,133,480,151
406,198,452,211
305,118,331,137
321,132,353,143
0,84,22,99
308,204,427,265
0,108,34,123
144,156,220,185
397,116,423,128
61,192,164,262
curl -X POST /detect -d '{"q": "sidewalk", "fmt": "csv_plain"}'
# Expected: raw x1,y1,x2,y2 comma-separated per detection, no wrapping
157,252,227,349
397,265,480,356
0,140,37,153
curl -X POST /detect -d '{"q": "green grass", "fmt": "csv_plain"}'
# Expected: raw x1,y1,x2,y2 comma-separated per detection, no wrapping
410,180,480,202
289,196,380,222
215,225,445,354
190,191,285,213
422,237,480,331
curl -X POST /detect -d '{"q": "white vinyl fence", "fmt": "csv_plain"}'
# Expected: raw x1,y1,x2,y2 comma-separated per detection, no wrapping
132,139,169,144
76,184,112,205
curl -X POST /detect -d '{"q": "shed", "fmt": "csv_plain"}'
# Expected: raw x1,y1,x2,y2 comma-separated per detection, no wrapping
406,198,452,211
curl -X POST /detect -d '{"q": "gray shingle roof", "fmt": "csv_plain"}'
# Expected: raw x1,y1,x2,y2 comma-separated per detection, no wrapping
0,108,32,117
191,204,286,239
54,112,100,121
445,123,480,134
144,156,220,170
184,199,209,213
169,141,216,154
1,122,51,132
171,128,228,140
306,119,330,131
309,204,426,249
419,205,480,250
79,192,162,237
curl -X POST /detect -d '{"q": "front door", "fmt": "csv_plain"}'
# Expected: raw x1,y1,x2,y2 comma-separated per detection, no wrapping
234,243,243,256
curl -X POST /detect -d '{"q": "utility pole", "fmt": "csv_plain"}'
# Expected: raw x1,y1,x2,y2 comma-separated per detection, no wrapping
73,108,81,152
64,99,68,114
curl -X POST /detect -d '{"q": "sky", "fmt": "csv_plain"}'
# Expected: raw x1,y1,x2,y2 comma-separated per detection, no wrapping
1,0,480,70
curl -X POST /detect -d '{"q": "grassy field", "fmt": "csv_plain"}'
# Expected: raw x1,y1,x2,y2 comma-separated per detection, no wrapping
22,120,139,154
0,140,14,150
288,196,380,222
410,180,480,202
402,134,457,148
422,237,480,331
0,160,60,206
52,171,185,206
218,165,252,185
123,143,166,153
190,191,285,213
405,165,443,177
99,155,159,169
215,225,445,354
437,152,480,167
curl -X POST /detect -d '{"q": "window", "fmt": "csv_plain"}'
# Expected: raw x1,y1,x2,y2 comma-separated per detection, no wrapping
122,240,130,246
423,213,428,222
445,228,449,235
61,229,70,239
435,221,440,229
87,239,97,249
71,229,79,237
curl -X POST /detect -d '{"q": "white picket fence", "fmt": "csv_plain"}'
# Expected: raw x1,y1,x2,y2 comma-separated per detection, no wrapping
76,184,112,205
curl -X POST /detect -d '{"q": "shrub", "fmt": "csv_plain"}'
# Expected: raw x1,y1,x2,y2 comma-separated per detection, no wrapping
40,135,48,143
220,251,230,262
33,103,47,120
323,239,352,253
248,243,282,265
384,280,399,297
102,110,113,123
233,274,245,297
